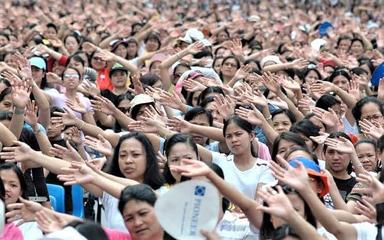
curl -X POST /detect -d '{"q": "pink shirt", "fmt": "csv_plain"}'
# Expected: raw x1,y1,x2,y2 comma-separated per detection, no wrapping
104,228,132,240
1,223,23,240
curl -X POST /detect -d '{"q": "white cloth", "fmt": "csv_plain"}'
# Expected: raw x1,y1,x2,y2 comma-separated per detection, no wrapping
216,211,259,240
212,153,275,199
16,221,43,240
101,192,127,232
317,226,337,240
353,222,382,240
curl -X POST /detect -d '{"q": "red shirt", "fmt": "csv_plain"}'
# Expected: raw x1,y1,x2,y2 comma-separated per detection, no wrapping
96,68,113,91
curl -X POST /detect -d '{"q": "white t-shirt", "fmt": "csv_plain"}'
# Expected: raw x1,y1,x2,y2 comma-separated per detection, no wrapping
317,226,337,240
216,211,259,240
16,221,43,240
353,222,383,240
101,192,127,232
212,153,275,199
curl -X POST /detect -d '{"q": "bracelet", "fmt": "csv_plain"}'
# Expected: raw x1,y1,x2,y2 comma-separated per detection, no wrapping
265,115,272,121
14,107,25,115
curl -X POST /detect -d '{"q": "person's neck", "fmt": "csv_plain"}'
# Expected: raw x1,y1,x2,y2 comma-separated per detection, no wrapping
329,169,350,180
233,151,255,170
112,87,127,95
65,89,77,99
223,75,232,84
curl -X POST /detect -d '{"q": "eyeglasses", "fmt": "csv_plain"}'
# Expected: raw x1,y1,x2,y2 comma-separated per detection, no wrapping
63,74,80,79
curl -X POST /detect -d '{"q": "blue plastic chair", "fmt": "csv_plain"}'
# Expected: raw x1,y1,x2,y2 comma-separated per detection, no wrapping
49,195,57,211
71,184,84,218
47,184,65,213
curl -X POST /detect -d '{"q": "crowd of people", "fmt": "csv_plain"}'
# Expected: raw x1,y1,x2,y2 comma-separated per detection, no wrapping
0,0,384,239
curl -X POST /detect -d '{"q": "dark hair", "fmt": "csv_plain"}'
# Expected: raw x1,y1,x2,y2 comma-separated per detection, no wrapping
315,94,341,110
184,107,213,126
197,86,225,106
107,133,163,190
46,23,58,33
260,185,317,240
284,145,319,165
199,96,215,109
62,67,82,81
140,73,161,88
302,68,322,82
223,116,257,157
351,67,368,76
163,134,199,184
358,57,375,74
336,35,352,49
67,54,85,67
66,220,108,240
130,102,155,120
118,184,157,214
352,97,384,126
212,56,224,69
263,87,287,99
328,68,351,83
350,38,364,49
290,119,320,150
271,109,296,124
64,33,81,46
144,32,161,50
0,87,11,102
219,56,241,81
0,32,10,41
0,177,4,202
323,132,353,174
271,132,306,160
0,163,28,199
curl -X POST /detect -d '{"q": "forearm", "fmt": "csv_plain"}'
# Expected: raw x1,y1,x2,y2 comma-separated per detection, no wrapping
350,153,368,176
261,120,279,144
190,124,225,142
287,211,325,240
0,122,17,146
10,108,25,139
334,86,357,108
92,172,127,199
99,34,119,49
32,85,50,128
160,48,190,69
33,128,52,155
112,54,139,74
277,90,304,121
83,112,97,125
262,63,291,73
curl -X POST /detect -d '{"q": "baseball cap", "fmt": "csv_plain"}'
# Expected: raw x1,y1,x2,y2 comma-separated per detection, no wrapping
29,56,46,70
289,156,329,197
109,63,128,77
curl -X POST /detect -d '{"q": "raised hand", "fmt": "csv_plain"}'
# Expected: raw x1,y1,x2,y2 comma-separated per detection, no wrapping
257,185,295,221
282,76,301,91
269,156,309,192
46,72,62,85
51,107,78,126
25,100,39,129
157,90,185,111
6,197,43,225
57,161,95,185
186,41,205,55
324,136,355,154
65,97,87,114
49,140,84,163
213,94,235,121
229,38,243,57
35,209,63,233
167,117,193,133
127,120,158,134
80,79,100,97
131,73,144,95
170,159,211,177
309,132,330,145
355,174,384,204
235,104,264,126
90,95,116,115
261,72,280,93
234,64,251,80
354,198,377,222
183,78,206,92
11,81,31,109
289,58,309,69
359,119,384,140
312,107,339,129
0,141,35,163
84,134,113,157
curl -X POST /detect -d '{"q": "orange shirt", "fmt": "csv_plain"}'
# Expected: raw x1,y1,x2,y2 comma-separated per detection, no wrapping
96,68,113,91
